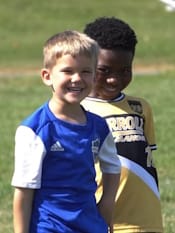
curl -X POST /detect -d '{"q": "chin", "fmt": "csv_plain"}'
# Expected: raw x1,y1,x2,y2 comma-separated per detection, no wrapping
101,92,117,100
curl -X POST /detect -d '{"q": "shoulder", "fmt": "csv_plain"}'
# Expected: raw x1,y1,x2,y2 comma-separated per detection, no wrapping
81,97,109,113
125,94,150,105
86,109,106,123
85,110,110,135
124,94,153,112
20,102,51,133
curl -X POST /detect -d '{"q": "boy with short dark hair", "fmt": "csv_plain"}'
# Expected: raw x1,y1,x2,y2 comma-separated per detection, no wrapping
82,17,163,233
11,30,121,233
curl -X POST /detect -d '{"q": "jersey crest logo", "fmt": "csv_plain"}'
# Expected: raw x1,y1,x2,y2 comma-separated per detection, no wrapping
128,100,143,114
50,141,64,151
91,138,100,158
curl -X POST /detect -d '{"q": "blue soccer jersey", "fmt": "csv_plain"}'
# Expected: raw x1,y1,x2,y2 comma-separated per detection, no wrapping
12,102,121,233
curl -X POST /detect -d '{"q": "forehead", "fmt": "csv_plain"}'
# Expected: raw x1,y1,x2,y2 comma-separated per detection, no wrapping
98,49,133,66
55,53,95,68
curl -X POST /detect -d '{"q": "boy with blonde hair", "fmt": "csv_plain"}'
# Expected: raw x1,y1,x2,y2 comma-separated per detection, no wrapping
11,30,121,233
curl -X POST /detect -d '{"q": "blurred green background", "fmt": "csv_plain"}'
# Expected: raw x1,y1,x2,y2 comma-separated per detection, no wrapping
0,0,175,232
0,0,175,69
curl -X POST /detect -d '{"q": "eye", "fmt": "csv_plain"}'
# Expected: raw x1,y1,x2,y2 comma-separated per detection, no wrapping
61,68,73,74
97,67,110,75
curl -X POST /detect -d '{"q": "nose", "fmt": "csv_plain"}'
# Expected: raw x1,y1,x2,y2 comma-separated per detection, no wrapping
71,73,81,82
106,77,118,84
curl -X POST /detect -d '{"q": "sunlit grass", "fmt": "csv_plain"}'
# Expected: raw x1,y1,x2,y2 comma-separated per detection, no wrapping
126,72,175,232
0,0,175,68
0,0,175,232
0,73,175,232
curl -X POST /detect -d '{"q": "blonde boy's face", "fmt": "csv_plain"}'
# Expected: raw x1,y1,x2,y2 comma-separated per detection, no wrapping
41,54,95,105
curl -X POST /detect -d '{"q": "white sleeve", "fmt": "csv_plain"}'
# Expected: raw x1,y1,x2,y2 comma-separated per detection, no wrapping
11,125,46,189
97,132,121,174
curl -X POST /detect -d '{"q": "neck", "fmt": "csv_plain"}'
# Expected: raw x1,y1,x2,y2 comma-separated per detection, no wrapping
49,98,86,124
88,89,97,98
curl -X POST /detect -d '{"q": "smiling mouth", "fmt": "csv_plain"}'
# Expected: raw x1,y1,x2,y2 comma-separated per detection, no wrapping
67,87,83,92
104,86,118,92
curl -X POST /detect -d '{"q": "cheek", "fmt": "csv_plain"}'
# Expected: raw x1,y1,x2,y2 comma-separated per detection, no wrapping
94,82,105,93
88,74,96,85
94,77,104,89
123,77,132,88
95,75,105,85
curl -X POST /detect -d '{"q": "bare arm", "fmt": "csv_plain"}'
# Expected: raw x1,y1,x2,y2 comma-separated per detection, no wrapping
98,173,120,231
13,187,34,233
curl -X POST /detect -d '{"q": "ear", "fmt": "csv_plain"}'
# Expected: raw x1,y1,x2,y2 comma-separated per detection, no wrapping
41,68,52,86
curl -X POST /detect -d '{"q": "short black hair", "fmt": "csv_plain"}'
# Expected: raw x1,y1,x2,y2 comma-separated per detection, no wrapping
84,17,137,55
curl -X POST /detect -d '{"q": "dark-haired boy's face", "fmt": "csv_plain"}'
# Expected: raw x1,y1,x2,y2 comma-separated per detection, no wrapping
94,49,133,100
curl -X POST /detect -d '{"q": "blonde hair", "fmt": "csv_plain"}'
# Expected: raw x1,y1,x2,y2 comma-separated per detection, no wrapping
43,30,99,69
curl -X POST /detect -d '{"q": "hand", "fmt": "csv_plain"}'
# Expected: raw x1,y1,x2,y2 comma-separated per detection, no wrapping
97,198,114,227
109,223,114,233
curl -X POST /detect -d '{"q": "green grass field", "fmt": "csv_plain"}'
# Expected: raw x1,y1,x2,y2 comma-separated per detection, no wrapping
0,0,175,232
0,73,175,232
128,73,175,232
0,0,175,69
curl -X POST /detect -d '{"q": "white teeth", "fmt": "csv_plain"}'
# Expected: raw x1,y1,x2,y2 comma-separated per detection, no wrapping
106,87,117,92
68,87,82,92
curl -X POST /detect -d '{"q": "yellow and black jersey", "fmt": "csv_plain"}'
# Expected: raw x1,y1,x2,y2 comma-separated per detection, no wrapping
82,93,163,233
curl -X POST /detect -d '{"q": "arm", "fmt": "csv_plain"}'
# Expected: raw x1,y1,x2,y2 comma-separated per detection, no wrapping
13,187,34,233
97,131,121,231
98,173,120,230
